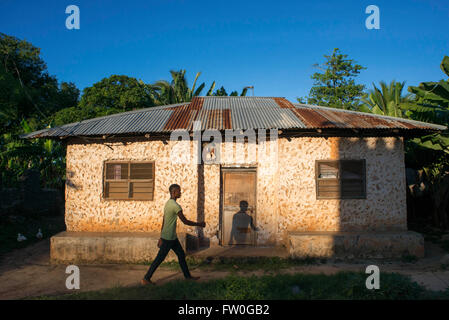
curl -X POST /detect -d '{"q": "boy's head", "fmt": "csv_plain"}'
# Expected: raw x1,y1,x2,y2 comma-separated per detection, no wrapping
169,184,181,198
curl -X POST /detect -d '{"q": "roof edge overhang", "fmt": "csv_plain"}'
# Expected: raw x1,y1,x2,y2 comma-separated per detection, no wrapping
42,127,443,144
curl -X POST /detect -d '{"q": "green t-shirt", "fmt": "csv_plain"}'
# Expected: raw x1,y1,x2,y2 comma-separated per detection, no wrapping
161,199,182,240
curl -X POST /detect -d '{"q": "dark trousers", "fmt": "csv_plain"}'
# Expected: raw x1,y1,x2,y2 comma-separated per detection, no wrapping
144,238,191,280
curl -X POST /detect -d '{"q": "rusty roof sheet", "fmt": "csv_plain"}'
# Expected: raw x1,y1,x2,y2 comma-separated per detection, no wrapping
293,103,447,131
20,97,447,139
200,96,306,130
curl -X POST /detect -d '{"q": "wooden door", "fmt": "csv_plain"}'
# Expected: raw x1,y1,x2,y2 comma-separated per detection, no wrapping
221,169,257,245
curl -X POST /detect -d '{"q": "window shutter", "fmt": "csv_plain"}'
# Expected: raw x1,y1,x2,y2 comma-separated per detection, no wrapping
130,163,153,179
105,163,129,199
106,163,128,180
129,162,154,200
318,162,339,179
104,161,154,200
316,160,366,199
341,160,365,198
316,161,340,198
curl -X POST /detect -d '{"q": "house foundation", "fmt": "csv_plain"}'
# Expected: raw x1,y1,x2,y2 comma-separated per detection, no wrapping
50,231,187,264
287,231,425,259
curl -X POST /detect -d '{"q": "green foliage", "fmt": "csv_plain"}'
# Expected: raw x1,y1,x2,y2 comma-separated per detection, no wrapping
230,87,248,96
55,82,80,111
49,74,155,126
301,48,366,110
49,105,92,127
152,70,215,105
358,80,412,117
213,86,248,97
0,33,79,133
402,56,449,229
408,58,449,110
404,55,449,161
213,86,229,96
0,119,66,189
79,75,154,112
0,33,78,190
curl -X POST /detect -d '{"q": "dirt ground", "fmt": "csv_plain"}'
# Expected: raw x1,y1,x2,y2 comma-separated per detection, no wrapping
0,239,448,299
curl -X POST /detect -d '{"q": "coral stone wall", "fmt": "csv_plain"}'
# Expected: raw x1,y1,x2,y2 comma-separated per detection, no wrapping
65,137,198,234
200,137,280,245
278,136,407,243
65,135,407,247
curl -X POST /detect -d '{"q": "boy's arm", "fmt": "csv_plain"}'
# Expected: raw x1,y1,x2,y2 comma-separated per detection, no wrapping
177,210,206,227
158,216,165,247
160,215,165,233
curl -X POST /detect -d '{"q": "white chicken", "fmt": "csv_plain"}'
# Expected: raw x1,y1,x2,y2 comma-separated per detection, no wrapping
17,233,27,242
36,228,43,239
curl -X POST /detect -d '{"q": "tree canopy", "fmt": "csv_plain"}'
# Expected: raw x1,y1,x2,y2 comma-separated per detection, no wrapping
300,48,366,110
0,33,79,134
79,75,155,112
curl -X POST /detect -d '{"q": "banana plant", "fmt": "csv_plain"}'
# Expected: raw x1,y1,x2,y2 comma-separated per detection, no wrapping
404,56,449,229
406,56,449,122
405,56,449,155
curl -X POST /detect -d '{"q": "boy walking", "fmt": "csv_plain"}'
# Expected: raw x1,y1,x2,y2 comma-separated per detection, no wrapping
141,184,206,285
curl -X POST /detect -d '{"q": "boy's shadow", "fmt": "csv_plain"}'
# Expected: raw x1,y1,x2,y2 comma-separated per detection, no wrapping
228,200,258,245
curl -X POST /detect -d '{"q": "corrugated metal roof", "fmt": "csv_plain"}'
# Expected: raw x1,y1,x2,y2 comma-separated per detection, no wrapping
20,97,447,139
293,103,447,131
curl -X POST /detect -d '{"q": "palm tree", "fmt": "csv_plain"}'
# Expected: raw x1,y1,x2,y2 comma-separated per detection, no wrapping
358,80,412,117
152,70,215,105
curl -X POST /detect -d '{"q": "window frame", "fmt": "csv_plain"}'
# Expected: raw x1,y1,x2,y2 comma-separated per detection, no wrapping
315,159,366,200
103,160,155,201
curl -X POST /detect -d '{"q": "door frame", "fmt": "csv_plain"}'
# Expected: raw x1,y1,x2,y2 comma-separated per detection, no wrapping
220,166,257,246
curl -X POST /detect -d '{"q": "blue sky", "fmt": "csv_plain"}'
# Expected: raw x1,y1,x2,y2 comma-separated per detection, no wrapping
1,0,448,102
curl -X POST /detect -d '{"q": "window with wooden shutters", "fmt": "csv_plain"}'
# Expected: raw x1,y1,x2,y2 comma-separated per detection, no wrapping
315,160,366,199
103,161,155,200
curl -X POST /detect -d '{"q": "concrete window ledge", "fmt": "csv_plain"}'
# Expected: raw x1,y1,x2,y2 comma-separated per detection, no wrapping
50,231,187,264
287,231,425,259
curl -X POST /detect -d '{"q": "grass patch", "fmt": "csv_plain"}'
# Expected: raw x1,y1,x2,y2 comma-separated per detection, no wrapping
34,271,449,300
0,214,65,258
154,256,324,272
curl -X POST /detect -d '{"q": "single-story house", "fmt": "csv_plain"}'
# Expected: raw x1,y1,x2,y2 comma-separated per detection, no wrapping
21,96,447,262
